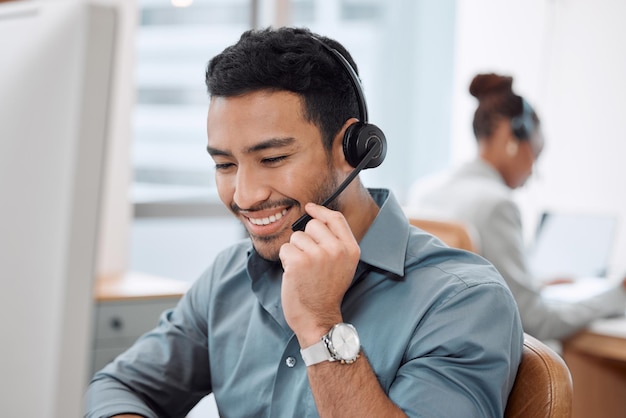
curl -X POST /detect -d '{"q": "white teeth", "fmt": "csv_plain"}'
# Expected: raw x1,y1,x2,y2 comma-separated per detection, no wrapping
249,209,287,226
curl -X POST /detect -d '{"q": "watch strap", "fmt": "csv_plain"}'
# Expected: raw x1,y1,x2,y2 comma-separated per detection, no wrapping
300,339,332,367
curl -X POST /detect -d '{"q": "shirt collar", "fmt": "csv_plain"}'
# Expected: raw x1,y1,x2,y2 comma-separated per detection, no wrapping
359,188,409,277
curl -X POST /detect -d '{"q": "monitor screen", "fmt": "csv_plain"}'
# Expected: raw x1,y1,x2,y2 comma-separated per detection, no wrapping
528,211,618,279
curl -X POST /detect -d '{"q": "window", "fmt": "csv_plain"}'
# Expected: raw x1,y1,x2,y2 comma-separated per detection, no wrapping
133,0,252,204
130,0,252,280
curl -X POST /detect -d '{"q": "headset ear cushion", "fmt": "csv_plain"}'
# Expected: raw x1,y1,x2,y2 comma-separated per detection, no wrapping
343,122,387,169
511,115,531,140
511,99,535,140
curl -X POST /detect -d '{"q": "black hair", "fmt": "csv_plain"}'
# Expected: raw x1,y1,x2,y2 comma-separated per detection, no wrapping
469,73,539,140
205,27,361,151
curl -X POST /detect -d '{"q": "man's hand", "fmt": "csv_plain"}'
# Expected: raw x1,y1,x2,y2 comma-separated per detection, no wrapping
279,203,360,347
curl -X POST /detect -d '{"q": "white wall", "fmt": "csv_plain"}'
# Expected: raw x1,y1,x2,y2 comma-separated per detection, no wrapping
450,0,626,275
0,1,135,416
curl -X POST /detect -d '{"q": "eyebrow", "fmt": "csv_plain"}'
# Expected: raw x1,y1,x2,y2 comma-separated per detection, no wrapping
206,137,296,157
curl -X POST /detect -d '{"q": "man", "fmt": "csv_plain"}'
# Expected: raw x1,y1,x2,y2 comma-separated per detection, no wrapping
86,27,523,417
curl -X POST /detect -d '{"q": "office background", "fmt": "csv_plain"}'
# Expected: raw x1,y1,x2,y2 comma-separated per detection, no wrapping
1,0,625,416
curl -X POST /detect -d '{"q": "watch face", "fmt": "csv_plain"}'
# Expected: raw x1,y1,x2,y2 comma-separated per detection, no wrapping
329,323,360,361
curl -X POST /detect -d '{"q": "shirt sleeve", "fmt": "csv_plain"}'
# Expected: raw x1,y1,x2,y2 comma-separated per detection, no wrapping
84,270,213,418
389,280,524,418
481,199,626,341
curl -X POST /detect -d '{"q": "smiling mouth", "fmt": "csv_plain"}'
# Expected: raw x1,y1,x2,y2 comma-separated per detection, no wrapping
247,208,288,226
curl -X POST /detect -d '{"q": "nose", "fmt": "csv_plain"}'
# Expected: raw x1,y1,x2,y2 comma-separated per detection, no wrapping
232,164,270,210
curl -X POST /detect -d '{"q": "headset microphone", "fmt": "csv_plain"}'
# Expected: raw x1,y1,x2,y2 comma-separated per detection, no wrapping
291,36,387,232
292,141,382,232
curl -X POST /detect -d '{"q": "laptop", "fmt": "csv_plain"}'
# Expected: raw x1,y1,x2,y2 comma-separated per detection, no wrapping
528,211,620,302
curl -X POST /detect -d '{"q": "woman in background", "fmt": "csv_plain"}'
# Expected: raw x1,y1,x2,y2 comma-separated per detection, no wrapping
407,72,626,342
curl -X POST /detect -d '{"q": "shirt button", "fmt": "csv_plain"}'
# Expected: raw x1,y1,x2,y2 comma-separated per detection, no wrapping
285,356,297,368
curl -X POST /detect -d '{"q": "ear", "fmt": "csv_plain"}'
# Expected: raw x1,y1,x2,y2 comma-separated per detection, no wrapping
332,118,359,173
506,140,519,157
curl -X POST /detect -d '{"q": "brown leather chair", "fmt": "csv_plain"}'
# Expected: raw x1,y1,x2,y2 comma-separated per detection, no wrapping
408,218,476,253
505,333,573,418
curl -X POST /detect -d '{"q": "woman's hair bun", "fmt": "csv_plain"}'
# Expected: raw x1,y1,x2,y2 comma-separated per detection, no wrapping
469,73,514,100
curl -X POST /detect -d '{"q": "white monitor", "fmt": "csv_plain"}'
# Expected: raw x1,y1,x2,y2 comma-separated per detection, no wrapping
528,211,618,279
0,2,118,416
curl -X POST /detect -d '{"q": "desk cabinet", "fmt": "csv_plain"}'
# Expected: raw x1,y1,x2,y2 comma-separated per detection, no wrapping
91,273,190,375
92,297,181,374
89,273,219,417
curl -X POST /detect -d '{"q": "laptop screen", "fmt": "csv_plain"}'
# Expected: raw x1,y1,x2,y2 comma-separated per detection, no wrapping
527,211,618,279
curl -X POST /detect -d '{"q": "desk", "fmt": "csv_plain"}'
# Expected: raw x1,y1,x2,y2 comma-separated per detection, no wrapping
95,271,191,302
562,315,626,418
92,272,191,374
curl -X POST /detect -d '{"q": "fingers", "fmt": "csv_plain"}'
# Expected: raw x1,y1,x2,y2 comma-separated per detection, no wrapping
301,202,355,243
278,239,300,271
294,203,359,258
279,202,360,271
280,223,352,270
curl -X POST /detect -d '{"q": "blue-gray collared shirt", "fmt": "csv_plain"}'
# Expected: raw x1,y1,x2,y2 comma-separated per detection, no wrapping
86,189,523,418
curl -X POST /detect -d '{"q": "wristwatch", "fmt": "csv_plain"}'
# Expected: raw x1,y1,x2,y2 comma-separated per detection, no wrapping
300,323,361,366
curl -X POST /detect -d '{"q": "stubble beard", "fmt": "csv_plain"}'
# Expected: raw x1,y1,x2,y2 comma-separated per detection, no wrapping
250,171,340,262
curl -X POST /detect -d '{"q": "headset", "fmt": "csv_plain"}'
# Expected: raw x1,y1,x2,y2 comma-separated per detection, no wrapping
510,97,535,140
314,40,387,169
292,37,388,232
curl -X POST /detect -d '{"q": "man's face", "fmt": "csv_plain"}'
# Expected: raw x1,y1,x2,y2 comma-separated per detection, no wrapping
207,90,340,261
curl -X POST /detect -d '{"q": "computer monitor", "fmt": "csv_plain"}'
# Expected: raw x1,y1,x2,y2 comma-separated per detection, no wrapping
0,2,118,415
528,211,618,279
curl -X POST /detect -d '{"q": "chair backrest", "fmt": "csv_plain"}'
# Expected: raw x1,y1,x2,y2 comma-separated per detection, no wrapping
408,218,476,252
505,333,573,418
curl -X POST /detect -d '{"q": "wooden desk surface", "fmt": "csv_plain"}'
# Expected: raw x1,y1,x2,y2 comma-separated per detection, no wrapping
562,314,626,418
95,271,192,302
564,315,626,362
